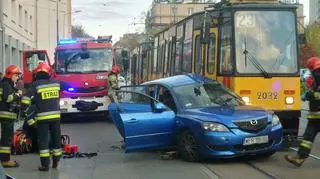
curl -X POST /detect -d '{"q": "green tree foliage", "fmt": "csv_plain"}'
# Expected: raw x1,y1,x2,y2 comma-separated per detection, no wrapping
71,25,93,38
306,21,320,56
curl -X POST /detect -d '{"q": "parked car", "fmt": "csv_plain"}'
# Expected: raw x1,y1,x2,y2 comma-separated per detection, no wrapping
108,74,283,162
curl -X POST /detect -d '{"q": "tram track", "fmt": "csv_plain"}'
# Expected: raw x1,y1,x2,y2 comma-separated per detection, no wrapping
246,161,278,179
201,158,279,179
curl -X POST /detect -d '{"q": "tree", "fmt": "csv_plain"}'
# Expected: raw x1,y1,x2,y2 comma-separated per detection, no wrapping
71,25,93,38
300,43,317,68
306,21,320,56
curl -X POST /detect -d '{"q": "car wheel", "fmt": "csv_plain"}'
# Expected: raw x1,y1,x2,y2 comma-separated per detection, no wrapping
177,131,202,162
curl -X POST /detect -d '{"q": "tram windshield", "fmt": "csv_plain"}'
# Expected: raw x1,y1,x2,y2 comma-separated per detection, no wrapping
234,11,298,75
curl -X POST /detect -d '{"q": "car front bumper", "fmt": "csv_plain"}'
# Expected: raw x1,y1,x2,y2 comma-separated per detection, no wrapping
199,124,283,158
59,96,110,114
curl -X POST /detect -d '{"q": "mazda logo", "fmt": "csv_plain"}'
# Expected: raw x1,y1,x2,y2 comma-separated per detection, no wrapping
250,120,258,125
84,82,89,86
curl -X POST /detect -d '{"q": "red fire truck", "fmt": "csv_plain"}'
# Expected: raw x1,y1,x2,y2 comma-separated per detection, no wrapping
22,37,115,116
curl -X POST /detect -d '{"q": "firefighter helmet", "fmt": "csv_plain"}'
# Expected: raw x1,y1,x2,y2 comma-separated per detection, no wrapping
111,65,120,74
307,57,320,72
4,65,22,78
33,62,51,75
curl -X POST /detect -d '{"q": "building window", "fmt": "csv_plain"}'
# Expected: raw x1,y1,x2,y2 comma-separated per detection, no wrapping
24,11,28,30
30,16,33,32
187,8,194,15
11,0,17,22
19,5,22,26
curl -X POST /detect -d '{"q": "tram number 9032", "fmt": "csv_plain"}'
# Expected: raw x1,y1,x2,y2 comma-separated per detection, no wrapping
257,92,279,100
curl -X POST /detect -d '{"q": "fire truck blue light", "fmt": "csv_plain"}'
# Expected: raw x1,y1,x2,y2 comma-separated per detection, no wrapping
68,88,75,92
58,39,77,44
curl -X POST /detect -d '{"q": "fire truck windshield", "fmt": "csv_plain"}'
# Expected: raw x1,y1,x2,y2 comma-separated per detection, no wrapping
55,48,113,74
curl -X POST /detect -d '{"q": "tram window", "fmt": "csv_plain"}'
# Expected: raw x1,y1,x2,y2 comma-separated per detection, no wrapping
175,41,182,74
208,33,216,74
219,22,233,74
153,39,158,73
182,39,192,73
164,43,169,76
194,35,202,74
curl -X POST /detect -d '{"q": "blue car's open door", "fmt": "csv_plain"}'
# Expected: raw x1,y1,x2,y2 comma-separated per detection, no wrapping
108,90,176,152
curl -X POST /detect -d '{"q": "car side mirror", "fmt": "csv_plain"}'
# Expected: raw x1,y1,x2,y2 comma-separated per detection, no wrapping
154,102,167,113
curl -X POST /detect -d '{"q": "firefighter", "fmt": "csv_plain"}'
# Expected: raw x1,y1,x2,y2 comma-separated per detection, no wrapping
0,65,23,168
285,57,320,167
21,62,62,171
108,65,120,103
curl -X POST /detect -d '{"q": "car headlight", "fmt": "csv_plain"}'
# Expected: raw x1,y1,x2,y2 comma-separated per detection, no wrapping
202,122,229,132
272,114,281,126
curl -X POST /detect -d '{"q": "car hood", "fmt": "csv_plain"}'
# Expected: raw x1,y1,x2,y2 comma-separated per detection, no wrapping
183,105,269,127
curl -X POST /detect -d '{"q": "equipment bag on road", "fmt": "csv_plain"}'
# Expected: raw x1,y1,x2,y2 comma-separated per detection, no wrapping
11,129,70,155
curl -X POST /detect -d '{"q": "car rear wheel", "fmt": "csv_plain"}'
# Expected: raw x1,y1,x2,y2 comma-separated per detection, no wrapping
177,131,202,162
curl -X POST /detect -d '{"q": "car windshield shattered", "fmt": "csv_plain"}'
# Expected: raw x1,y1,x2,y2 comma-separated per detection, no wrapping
173,83,245,109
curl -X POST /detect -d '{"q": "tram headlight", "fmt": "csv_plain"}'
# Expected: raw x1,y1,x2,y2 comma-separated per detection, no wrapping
285,97,294,105
242,96,250,104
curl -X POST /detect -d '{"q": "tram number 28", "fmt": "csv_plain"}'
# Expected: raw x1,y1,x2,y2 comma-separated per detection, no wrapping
257,92,279,100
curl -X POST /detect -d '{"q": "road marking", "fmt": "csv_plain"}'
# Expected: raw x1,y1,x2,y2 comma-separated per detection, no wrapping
290,147,320,160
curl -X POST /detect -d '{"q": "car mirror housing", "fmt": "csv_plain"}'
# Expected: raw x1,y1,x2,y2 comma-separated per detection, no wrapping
154,102,167,113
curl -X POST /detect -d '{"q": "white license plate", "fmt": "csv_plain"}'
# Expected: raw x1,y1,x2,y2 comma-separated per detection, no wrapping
243,135,269,146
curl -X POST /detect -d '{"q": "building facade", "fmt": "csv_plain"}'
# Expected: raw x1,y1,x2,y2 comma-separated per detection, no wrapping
0,0,72,72
149,1,215,31
310,0,320,24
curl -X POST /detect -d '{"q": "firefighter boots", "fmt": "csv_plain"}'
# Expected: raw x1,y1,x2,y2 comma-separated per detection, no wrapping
52,156,60,169
284,155,305,167
38,157,49,171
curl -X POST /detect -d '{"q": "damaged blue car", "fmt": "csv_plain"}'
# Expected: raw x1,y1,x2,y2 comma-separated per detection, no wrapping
108,74,283,162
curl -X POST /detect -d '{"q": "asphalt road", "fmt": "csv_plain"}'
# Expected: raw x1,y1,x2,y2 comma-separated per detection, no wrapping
4,103,320,179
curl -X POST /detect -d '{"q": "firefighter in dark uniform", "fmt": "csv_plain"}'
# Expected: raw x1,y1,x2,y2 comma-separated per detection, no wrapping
108,65,120,103
285,57,320,167
0,65,23,168
21,62,62,171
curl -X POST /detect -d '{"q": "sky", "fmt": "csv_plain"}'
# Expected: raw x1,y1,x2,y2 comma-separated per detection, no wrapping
72,0,310,42
72,0,151,42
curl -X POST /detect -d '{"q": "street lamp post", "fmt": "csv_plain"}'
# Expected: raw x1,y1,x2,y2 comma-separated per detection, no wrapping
56,0,60,45
0,0,4,71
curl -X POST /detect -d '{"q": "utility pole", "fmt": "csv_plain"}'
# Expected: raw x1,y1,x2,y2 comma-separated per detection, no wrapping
56,0,60,45
0,0,4,71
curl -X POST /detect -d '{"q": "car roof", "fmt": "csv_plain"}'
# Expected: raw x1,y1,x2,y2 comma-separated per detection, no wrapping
142,73,217,88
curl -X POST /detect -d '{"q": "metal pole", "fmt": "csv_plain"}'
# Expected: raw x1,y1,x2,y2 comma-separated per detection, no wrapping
56,0,59,45
0,0,4,72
